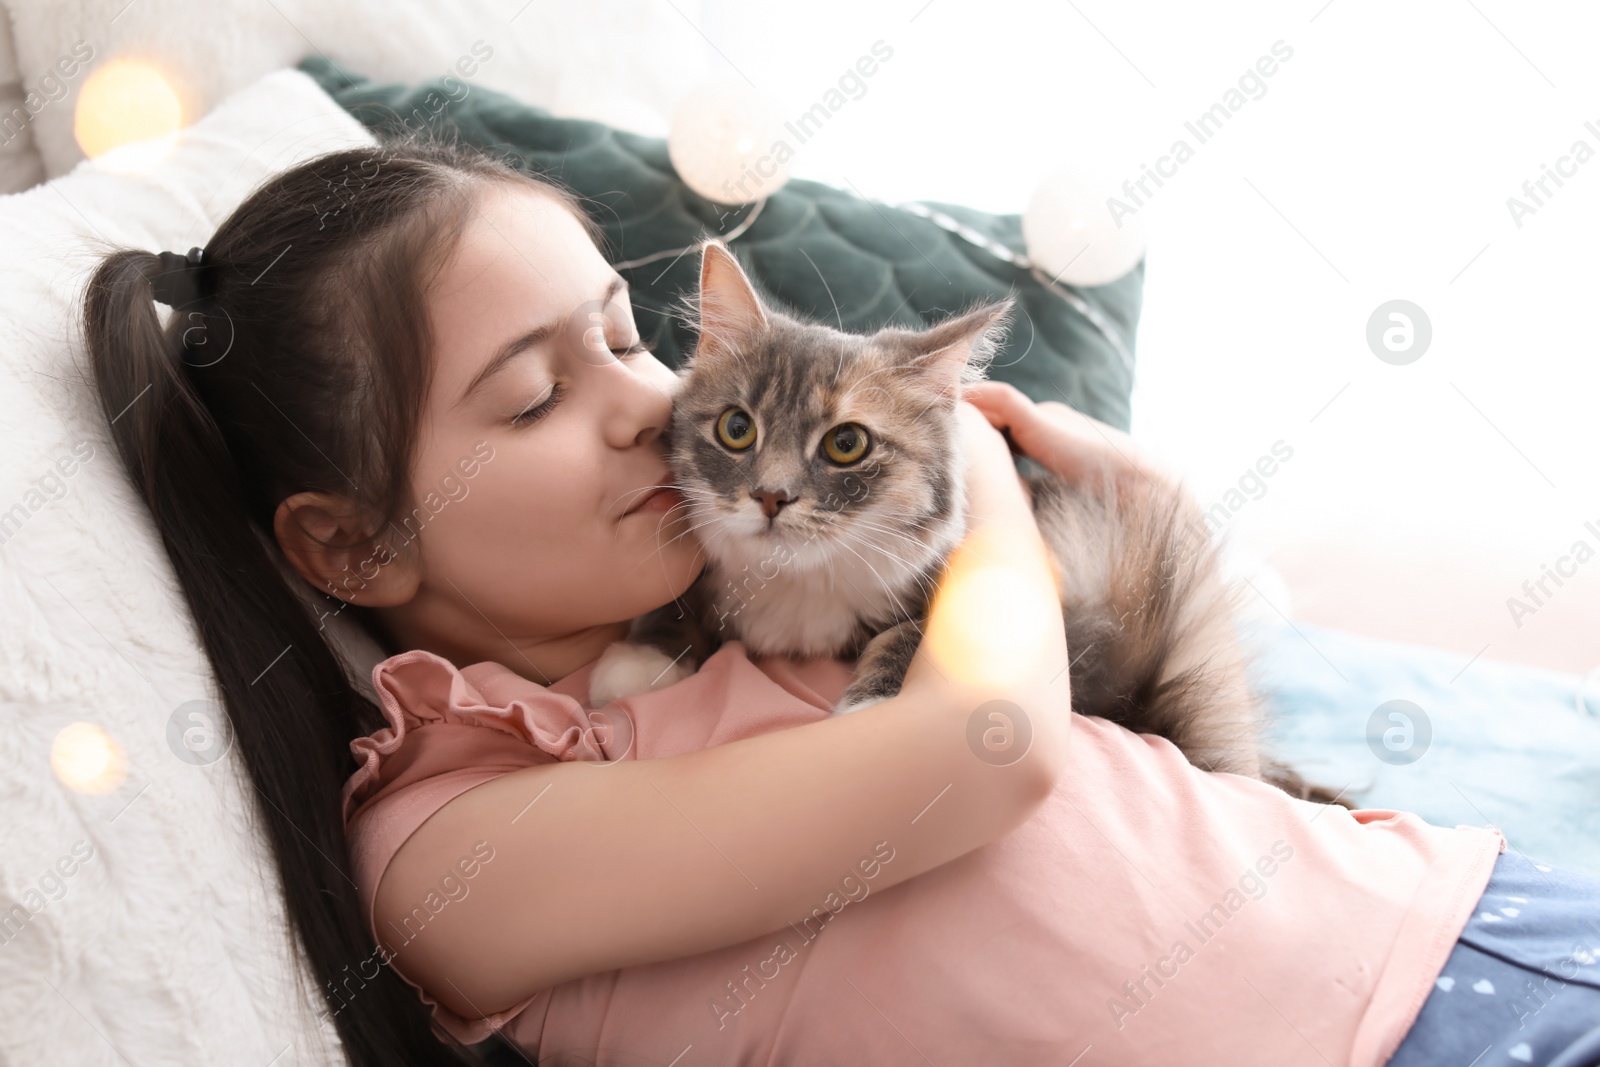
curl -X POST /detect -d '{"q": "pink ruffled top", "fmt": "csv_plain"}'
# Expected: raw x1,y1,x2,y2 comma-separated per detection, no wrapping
342,639,1505,1066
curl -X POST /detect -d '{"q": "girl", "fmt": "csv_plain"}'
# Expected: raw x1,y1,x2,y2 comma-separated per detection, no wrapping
84,135,1600,1067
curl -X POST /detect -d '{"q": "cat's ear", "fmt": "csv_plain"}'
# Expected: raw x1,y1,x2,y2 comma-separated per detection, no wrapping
907,298,1014,408
694,240,768,361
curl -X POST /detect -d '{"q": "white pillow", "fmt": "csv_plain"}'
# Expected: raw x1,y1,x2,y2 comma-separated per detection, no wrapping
0,66,377,1067
3,0,711,178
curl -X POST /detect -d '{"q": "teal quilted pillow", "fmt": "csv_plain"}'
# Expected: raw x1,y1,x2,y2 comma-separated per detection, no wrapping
296,56,1143,430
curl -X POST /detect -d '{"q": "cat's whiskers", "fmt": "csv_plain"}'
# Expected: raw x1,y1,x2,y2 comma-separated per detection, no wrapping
608,481,680,518
653,504,729,553
659,485,717,511
610,480,726,548
841,514,950,574
837,522,942,606
640,497,705,540
838,533,942,599
829,525,921,622
640,511,715,582
658,515,726,553
857,507,935,531
844,515,942,557
615,489,701,542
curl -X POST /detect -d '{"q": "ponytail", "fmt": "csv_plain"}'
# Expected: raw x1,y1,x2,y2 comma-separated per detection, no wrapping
76,136,564,1066
86,249,484,1065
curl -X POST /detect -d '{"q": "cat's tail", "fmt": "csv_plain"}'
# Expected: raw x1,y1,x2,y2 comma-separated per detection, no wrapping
1027,466,1289,785
1261,758,1360,808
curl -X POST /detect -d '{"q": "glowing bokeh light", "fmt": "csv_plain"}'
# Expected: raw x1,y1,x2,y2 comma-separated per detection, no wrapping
50,721,129,795
922,523,1062,689
74,60,183,172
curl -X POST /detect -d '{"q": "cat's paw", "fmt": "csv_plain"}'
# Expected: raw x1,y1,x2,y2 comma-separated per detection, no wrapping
588,641,694,708
833,693,889,716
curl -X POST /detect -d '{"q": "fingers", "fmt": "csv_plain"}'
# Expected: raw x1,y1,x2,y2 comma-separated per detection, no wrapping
953,400,1012,457
966,381,1078,424
962,380,1029,409
966,384,1178,494
957,395,1010,434
954,397,998,432
1034,399,1094,430
961,381,1034,429
962,384,1114,486
1034,399,1125,448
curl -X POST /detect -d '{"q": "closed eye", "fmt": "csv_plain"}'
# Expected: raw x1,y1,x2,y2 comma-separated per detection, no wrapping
511,344,647,426
512,383,564,426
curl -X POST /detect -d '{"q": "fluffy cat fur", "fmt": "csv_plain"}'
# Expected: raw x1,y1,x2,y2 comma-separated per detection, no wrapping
591,241,1346,804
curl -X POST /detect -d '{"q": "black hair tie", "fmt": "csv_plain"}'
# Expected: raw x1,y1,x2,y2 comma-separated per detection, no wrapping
151,245,211,309
152,245,234,365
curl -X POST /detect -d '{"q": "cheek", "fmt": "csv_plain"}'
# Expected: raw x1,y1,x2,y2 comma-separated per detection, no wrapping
473,437,602,543
410,434,603,577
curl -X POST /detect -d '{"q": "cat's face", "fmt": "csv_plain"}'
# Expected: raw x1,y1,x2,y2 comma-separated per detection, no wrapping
667,241,1010,577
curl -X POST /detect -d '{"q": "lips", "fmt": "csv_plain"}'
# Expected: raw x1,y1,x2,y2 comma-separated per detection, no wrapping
627,487,670,514
623,476,681,518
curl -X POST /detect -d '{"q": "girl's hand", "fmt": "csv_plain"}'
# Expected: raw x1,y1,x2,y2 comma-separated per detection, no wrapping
954,398,1038,530
899,399,1070,760
961,381,1178,494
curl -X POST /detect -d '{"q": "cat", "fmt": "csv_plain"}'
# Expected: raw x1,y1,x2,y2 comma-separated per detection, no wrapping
590,240,1346,804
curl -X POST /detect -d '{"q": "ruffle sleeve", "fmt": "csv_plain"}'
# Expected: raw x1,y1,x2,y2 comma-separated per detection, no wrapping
342,647,621,823
339,647,620,1047
337,641,852,1050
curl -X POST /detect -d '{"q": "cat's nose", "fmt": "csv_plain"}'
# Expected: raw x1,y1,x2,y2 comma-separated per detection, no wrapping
751,488,796,519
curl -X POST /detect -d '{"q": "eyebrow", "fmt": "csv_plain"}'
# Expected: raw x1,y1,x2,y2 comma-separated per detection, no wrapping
455,274,629,408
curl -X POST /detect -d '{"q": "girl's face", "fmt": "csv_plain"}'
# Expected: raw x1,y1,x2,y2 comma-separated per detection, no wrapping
371,183,703,680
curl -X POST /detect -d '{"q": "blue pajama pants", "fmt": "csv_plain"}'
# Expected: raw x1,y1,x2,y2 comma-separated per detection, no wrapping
1388,849,1600,1067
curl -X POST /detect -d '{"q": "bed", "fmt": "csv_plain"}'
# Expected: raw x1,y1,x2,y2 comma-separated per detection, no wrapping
0,5,1594,1064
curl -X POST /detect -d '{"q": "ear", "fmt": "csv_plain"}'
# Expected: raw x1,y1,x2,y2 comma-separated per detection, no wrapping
906,298,1014,408
273,491,421,607
694,240,768,362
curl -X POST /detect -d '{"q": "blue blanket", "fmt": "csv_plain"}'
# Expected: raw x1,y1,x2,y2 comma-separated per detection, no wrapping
1249,619,1600,877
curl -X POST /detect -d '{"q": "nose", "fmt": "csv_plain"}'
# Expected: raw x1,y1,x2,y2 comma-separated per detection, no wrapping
751,488,796,519
603,356,678,452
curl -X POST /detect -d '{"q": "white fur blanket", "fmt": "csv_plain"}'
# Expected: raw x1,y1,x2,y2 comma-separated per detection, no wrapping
0,68,377,1067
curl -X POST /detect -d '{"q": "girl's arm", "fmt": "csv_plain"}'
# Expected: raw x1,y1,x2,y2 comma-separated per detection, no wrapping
373,400,1072,1019
963,381,1263,776
961,380,1187,498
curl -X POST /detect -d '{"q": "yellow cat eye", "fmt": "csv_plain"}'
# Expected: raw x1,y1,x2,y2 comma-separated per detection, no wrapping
822,423,871,465
716,407,757,450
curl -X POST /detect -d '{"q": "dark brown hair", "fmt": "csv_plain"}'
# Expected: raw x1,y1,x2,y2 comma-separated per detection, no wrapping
81,128,602,1066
